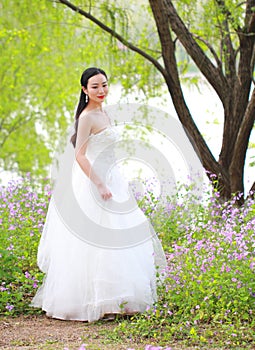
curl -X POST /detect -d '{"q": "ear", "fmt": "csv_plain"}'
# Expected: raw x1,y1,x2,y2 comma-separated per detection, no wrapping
82,86,88,95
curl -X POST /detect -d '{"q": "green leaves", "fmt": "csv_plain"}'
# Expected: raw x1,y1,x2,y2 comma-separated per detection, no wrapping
0,0,164,177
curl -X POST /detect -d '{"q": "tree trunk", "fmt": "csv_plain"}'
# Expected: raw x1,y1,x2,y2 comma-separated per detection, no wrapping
161,0,255,201
151,0,232,198
229,89,255,196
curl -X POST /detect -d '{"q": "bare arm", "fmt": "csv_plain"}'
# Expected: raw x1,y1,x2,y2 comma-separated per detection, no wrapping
75,114,112,200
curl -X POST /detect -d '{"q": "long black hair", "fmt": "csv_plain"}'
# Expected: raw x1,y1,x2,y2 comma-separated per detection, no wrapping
70,67,108,147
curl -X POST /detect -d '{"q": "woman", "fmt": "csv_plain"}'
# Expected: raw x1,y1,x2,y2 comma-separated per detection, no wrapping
32,67,166,322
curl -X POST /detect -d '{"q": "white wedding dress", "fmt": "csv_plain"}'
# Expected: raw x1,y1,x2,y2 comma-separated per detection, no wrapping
31,112,166,322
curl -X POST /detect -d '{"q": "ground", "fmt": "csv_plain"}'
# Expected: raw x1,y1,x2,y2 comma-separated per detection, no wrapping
0,315,203,350
0,315,129,350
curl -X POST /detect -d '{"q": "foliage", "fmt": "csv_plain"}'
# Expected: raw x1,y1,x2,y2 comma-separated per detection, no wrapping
1,176,255,348
115,184,255,348
0,0,163,177
0,175,49,314
0,0,73,176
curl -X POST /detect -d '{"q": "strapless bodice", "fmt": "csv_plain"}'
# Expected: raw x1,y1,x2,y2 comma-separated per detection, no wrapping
85,126,120,180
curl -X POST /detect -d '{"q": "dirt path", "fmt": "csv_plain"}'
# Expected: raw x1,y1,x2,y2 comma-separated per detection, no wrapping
1,315,253,350
0,315,193,350
0,315,134,350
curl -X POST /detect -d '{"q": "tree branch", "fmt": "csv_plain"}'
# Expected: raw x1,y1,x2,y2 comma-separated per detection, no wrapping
56,0,167,79
192,34,223,71
218,1,255,171
0,114,34,148
237,1,255,81
249,181,255,197
215,0,241,30
229,87,255,193
148,0,226,185
245,0,255,31
163,0,228,106
220,18,236,81
251,48,255,84
246,2,255,82
148,0,179,89
232,2,255,137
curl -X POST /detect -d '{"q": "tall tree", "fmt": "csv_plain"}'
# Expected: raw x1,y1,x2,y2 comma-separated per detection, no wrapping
56,0,255,200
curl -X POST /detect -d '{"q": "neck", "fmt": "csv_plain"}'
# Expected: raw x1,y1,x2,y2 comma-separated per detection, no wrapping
86,101,103,111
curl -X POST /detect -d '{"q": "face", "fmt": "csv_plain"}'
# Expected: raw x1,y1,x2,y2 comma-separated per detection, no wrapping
83,73,108,105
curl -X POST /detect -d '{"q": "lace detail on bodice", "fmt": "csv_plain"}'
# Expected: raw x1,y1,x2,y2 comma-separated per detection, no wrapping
86,127,118,165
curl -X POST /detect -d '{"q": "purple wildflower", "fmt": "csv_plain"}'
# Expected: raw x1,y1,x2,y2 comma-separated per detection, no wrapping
25,271,30,279
6,303,14,311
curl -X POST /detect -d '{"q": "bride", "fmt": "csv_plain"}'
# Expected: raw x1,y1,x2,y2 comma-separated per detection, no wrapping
31,67,166,322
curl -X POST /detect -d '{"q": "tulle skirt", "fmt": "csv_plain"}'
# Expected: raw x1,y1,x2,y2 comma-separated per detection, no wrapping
31,162,166,322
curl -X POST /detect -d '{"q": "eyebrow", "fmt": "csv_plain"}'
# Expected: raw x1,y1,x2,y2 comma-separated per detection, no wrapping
91,81,108,86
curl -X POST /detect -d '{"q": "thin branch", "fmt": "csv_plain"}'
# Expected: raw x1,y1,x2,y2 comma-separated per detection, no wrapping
251,45,255,84
217,15,236,80
0,115,34,148
245,0,255,31
214,0,241,31
192,33,223,71
56,0,167,79
249,181,255,198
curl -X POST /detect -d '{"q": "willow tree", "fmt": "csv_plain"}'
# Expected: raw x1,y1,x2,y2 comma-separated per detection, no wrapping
0,0,120,177
56,0,255,200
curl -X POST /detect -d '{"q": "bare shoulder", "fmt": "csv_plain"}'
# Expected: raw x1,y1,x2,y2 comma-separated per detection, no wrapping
79,110,94,124
81,109,104,119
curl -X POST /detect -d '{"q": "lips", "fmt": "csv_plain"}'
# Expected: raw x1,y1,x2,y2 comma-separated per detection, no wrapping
97,96,105,99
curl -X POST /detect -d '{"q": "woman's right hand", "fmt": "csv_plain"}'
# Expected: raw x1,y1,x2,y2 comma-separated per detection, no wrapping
97,183,112,200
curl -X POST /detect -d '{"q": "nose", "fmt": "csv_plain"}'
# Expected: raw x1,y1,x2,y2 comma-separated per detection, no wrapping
98,86,104,93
